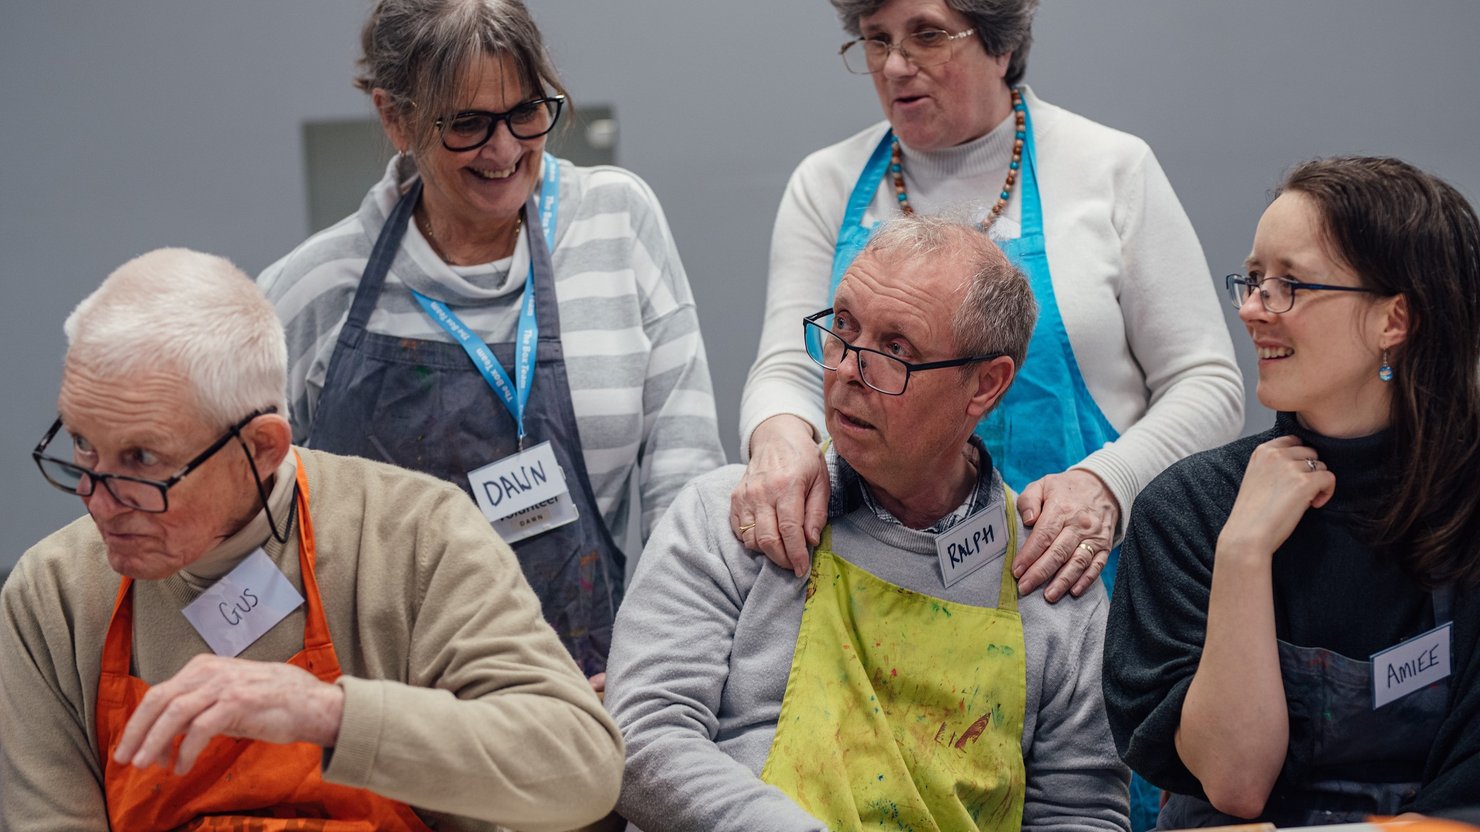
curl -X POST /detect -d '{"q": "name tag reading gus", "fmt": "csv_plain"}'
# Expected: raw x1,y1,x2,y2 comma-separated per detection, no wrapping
1371,622,1453,709
468,441,579,544
181,549,305,657
935,503,1009,589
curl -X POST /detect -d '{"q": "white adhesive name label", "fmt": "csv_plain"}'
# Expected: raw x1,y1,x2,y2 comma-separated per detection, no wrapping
181,549,305,657
1371,622,1452,709
469,441,569,522
935,503,1008,588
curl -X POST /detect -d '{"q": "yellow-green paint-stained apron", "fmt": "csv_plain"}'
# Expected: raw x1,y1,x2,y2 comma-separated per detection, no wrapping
760,506,1027,831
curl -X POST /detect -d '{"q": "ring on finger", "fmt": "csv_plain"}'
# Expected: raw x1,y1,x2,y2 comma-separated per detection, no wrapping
1306,458,1318,473
1076,541,1097,558
738,522,757,534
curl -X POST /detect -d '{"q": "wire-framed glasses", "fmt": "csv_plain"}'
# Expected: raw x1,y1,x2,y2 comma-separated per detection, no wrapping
435,95,566,151
32,407,277,512
839,27,977,75
1225,274,1380,314
803,308,1003,396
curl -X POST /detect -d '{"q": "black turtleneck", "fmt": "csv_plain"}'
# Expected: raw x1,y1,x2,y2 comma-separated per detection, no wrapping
1102,414,1480,815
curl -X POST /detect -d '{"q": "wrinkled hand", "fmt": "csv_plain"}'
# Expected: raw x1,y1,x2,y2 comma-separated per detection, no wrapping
113,654,345,775
1219,436,1333,559
1014,469,1120,602
731,415,828,578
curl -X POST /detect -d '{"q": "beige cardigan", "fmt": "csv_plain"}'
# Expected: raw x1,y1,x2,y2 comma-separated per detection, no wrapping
0,447,622,831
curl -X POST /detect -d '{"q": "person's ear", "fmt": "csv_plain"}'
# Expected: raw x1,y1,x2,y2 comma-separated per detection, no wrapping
1378,293,1410,352
372,88,413,154
241,413,293,474
965,355,1016,420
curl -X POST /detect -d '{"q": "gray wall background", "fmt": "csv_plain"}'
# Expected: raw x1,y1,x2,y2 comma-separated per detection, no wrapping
4,1,1479,570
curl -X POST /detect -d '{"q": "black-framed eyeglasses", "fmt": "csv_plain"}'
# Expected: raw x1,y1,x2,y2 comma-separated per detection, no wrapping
434,95,566,151
1225,273,1381,314
803,308,1003,396
32,407,277,512
839,27,977,75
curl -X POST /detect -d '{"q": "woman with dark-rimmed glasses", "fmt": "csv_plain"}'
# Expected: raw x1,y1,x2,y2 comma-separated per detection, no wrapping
1105,157,1480,824
258,0,723,686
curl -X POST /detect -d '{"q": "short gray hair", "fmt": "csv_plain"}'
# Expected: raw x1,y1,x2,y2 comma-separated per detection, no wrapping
355,0,568,157
863,214,1036,370
63,249,288,427
829,0,1039,86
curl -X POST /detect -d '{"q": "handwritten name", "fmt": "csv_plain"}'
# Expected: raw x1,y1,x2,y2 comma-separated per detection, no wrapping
1386,644,1442,689
947,523,995,566
482,460,551,508
217,589,260,626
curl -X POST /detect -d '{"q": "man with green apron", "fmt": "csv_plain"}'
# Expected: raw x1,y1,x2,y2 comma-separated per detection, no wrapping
605,216,1128,831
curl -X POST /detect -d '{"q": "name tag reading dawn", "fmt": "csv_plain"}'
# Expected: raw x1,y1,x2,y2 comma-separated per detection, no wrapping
469,441,577,542
1371,623,1452,709
935,502,1009,589
181,549,305,657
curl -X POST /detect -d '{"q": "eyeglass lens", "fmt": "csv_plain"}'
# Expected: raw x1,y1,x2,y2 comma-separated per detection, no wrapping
1227,275,1294,313
843,30,962,74
442,98,561,150
805,318,910,394
34,455,168,511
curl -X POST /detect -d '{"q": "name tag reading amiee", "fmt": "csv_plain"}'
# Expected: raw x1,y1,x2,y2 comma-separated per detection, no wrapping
1371,623,1452,709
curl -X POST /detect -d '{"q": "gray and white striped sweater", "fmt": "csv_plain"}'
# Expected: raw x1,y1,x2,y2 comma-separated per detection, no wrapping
259,154,725,548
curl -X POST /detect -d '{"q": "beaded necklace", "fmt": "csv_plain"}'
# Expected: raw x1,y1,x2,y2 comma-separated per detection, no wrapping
889,87,1026,229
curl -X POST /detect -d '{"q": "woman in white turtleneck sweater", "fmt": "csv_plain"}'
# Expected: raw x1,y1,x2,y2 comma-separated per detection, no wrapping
732,0,1243,610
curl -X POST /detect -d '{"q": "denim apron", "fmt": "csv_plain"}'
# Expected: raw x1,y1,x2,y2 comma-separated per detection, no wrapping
1159,588,1454,827
305,173,623,676
828,91,1121,587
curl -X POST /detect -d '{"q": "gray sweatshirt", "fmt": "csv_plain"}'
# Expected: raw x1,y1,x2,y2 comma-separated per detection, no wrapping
606,449,1129,831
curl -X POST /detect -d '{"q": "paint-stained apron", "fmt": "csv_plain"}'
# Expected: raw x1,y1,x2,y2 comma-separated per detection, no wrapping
1160,588,1454,827
760,515,1027,831
95,452,433,831
828,90,1122,588
306,171,623,676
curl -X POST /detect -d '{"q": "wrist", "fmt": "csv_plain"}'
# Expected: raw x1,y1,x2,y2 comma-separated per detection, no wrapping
750,414,817,455
1214,534,1276,571
312,680,347,747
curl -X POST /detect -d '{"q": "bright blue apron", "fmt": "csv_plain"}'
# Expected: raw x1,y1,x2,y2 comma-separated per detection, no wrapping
828,90,1121,585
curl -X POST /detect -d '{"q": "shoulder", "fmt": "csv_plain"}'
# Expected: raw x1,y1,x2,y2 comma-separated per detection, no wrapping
1028,90,1153,166
258,213,369,311
557,159,666,219
1137,429,1271,515
1019,578,1108,646
4,516,118,646
296,446,481,528
667,464,747,520
788,121,892,191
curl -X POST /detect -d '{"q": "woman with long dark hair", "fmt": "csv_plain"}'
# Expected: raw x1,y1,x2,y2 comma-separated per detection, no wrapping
1104,156,1480,825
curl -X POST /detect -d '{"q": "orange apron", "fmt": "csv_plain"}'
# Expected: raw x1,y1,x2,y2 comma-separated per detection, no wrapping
95,452,432,831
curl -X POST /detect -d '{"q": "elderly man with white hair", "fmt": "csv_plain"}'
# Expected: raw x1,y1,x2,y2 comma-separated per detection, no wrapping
0,248,624,831
605,215,1129,831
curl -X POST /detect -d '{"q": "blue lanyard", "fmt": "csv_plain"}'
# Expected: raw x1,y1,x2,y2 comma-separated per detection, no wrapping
411,152,559,443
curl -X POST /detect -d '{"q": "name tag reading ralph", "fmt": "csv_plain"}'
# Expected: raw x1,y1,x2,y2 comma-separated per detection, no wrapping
934,502,1008,589
181,549,305,657
1371,623,1453,709
469,441,578,544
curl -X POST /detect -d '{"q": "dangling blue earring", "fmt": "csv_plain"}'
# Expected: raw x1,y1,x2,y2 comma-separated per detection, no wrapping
1378,349,1394,382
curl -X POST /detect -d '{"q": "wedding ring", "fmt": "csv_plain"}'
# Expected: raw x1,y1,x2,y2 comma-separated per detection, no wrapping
1306,458,1318,473
1076,541,1096,558
738,523,757,534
